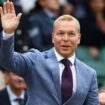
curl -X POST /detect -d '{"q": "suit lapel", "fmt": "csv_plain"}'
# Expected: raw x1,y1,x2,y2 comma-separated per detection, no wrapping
64,58,85,105
46,48,61,103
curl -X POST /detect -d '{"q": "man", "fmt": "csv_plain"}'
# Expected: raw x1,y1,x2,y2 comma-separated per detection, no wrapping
0,70,27,105
28,0,60,51
0,1,99,105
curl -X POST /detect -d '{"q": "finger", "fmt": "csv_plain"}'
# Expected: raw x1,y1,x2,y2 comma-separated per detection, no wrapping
6,0,11,13
0,7,3,16
16,13,22,22
10,1,16,14
3,2,7,14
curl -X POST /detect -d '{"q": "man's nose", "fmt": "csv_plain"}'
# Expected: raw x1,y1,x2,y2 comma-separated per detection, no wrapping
63,34,69,41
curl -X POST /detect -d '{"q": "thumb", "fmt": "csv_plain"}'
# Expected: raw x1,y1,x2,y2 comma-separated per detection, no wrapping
16,13,22,22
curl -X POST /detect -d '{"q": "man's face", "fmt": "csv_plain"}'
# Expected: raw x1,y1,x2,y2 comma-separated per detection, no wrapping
52,20,81,58
7,72,26,90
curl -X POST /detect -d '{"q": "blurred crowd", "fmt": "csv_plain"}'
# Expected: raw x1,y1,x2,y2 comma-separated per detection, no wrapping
0,68,27,105
0,0,105,54
0,0,105,105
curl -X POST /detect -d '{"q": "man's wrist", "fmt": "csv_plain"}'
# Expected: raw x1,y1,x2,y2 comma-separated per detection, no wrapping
3,31,14,40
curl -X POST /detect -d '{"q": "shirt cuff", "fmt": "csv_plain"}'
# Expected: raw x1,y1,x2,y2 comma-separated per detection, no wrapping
2,31,14,40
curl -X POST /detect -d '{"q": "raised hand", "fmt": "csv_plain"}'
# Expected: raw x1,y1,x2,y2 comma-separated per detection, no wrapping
0,0,22,34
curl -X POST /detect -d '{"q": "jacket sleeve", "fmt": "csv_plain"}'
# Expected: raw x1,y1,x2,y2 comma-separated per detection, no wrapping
83,71,100,105
0,33,37,77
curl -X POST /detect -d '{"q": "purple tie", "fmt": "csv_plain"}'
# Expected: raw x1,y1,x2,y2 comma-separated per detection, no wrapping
61,59,73,104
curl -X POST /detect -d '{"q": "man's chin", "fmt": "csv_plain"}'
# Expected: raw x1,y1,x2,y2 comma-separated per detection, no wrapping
60,52,71,58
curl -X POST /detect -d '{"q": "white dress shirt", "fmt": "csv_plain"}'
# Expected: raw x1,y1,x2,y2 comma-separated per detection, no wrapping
7,86,25,105
54,48,77,95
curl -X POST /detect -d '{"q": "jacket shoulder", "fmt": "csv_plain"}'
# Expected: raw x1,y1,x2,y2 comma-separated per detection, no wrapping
76,58,96,74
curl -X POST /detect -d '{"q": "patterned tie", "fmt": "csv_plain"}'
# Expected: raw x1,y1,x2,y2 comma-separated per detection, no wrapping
61,59,73,104
15,98,24,105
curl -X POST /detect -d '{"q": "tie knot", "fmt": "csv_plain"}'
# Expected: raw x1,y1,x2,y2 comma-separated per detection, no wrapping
61,59,71,67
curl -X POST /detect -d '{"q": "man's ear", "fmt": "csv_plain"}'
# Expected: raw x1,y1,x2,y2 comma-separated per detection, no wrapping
52,32,54,43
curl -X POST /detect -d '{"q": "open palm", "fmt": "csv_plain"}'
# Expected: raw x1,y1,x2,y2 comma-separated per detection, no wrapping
0,1,22,34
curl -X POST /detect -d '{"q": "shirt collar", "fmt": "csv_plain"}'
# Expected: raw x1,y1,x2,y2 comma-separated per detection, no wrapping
53,48,76,65
7,85,25,101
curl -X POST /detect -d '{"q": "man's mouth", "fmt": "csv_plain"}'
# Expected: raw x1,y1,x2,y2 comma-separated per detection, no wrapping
61,45,71,50
62,45,70,48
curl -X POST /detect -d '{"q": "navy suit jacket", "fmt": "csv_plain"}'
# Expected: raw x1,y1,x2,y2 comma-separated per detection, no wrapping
0,88,11,105
0,35,99,105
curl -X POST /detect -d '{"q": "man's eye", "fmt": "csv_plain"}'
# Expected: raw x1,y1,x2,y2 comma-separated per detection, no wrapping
57,32,64,35
69,33,76,36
